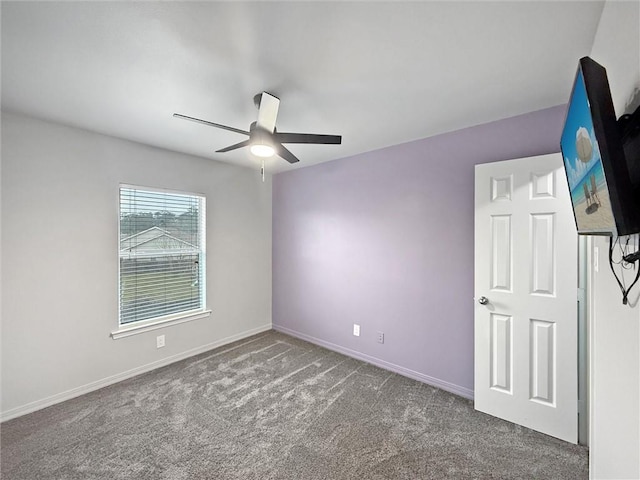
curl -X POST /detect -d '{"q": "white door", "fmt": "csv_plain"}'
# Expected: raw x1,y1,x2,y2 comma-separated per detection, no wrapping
474,153,578,443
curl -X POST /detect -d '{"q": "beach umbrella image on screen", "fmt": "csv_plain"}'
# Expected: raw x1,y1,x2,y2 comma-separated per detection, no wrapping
576,127,593,162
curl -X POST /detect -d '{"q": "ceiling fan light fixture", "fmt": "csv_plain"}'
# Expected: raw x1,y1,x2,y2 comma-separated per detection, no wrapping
250,127,275,157
174,91,341,165
250,143,275,157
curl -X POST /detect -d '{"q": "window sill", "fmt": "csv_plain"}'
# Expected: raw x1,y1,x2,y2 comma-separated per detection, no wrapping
111,309,212,339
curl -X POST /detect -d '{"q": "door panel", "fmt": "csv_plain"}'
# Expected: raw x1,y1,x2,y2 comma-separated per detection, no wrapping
530,318,555,405
490,313,513,393
530,213,555,295
475,153,578,443
490,215,512,291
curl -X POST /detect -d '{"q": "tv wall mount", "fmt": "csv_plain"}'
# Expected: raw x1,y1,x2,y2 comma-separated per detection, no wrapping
611,105,640,304
618,103,640,187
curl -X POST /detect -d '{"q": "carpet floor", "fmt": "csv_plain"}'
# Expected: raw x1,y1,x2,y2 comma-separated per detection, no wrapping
1,330,588,479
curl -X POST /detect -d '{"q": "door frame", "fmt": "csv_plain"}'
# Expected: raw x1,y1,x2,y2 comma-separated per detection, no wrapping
578,236,590,446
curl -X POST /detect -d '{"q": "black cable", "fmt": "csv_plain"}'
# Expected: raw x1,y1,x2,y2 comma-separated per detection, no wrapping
616,235,638,270
609,236,640,305
623,250,640,263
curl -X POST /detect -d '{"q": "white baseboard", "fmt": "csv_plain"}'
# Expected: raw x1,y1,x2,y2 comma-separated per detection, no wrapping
3,323,474,422
273,324,474,400
1,323,272,422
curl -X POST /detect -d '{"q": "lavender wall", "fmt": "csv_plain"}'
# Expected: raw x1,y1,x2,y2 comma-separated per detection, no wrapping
273,105,566,398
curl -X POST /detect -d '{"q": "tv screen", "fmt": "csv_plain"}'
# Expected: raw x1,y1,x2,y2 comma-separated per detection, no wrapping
560,57,639,236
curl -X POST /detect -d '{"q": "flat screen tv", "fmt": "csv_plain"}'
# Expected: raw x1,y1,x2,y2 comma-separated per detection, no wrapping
560,56,640,236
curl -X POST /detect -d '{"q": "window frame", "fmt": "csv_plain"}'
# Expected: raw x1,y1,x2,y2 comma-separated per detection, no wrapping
111,184,210,339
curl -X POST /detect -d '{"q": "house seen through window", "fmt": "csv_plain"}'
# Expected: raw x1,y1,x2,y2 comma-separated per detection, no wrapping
119,186,206,325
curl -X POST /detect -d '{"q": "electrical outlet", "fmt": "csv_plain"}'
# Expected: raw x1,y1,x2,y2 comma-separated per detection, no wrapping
156,335,165,348
353,324,360,337
377,331,384,344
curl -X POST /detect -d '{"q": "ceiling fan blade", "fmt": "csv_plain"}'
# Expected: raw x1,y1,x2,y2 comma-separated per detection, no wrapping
173,113,249,136
274,132,342,145
276,144,300,164
256,92,280,133
216,139,251,153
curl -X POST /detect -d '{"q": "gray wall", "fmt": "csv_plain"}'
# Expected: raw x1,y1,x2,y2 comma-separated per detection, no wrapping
1,112,272,418
588,1,640,477
273,105,566,397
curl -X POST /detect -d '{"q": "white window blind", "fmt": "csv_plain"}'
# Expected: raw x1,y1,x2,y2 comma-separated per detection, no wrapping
119,186,206,325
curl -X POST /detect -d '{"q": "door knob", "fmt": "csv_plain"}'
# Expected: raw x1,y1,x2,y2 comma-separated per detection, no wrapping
478,296,489,305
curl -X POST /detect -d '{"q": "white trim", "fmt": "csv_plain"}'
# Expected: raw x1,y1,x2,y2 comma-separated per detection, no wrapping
111,309,212,339
578,235,590,446
273,325,474,400
1,323,272,422
588,236,597,478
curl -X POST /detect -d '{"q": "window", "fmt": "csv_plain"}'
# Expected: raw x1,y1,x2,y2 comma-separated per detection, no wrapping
118,185,206,328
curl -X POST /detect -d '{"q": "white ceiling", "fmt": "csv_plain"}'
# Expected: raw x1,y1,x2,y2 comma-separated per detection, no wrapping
1,1,604,174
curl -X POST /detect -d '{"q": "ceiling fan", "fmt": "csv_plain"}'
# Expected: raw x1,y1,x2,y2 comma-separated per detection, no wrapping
173,92,342,164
